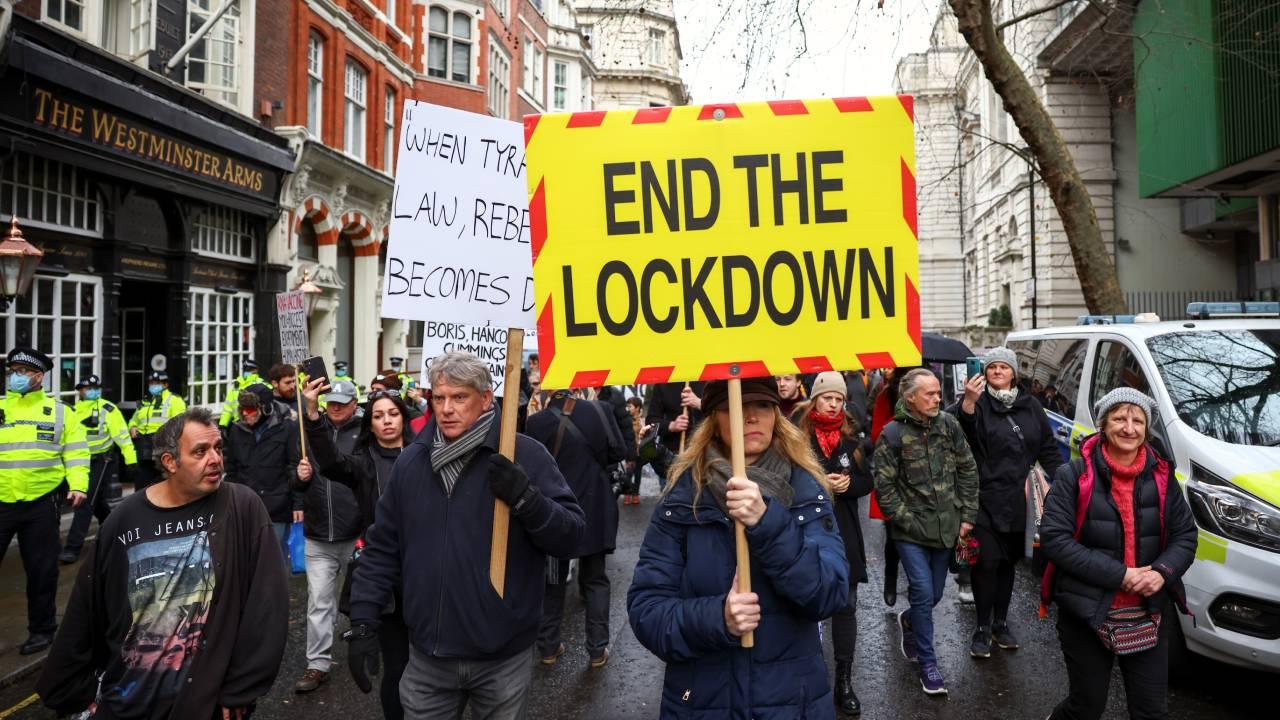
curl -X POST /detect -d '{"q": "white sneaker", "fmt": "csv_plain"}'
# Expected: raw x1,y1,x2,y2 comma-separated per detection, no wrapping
958,583,974,604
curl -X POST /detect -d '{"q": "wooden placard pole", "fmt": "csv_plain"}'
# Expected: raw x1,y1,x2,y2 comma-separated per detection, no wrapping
489,327,525,597
727,377,754,648
678,382,690,453
295,369,307,461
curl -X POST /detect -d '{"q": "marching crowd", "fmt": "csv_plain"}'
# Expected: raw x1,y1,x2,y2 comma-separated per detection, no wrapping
0,343,1198,720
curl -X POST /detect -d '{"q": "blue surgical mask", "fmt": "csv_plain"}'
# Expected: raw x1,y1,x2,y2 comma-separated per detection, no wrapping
148,384,164,396
7,373,33,394
85,388,102,401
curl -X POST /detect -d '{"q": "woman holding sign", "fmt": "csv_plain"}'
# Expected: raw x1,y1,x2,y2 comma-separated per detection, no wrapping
797,372,874,716
628,377,849,719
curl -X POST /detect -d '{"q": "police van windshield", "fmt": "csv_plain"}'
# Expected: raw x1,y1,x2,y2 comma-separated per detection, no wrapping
1146,329,1280,447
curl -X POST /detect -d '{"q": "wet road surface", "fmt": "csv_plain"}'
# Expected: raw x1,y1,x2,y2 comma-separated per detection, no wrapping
1,476,1268,719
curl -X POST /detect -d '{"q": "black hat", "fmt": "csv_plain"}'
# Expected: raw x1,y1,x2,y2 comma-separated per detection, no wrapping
389,356,405,368
7,347,51,373
75,374,101,389
242,359,259,371
334,360,349,372
148,371,169,382
239,383,274,414
701,376,782,414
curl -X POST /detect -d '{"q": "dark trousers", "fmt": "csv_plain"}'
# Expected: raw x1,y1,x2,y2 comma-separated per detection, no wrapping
972,526,1022,627
883,532,900,596
832,583,859,662
64,452,116,555
537,552,610,658
133,457,161,491
1050,611,1170,720
0,492,61,634
379,608,412,720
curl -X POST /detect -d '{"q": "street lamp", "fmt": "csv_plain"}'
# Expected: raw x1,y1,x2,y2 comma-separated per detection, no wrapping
0,217,43,311
295,268,323,316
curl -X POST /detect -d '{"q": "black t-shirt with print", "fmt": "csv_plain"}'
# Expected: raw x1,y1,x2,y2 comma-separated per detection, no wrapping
93,491,218,719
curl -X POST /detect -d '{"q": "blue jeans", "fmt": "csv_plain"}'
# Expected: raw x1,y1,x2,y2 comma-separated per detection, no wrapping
272,522,291,564
896,540,952,665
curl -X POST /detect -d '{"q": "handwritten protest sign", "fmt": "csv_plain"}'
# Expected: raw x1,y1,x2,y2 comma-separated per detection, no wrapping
524,97,921,389
419,322,537,398
275,290,309,364
381,101,535,331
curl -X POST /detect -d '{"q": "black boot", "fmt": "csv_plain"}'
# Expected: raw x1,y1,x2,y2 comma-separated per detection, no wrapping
834,661,861,716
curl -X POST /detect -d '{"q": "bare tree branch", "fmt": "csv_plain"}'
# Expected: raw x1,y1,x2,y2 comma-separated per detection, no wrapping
996,0,1078,32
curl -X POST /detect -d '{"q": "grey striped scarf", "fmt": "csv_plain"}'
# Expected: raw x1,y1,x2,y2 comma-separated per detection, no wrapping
431,410,496,496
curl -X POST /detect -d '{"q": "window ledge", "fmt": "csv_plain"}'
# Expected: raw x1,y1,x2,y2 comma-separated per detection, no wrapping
518,89,545,112
419,75,484,93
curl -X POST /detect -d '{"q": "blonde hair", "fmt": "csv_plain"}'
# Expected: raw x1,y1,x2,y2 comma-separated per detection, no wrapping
665,406,829,508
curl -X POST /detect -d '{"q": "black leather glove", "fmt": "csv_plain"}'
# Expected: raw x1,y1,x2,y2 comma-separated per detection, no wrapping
487,455,533,510
343,622,381,693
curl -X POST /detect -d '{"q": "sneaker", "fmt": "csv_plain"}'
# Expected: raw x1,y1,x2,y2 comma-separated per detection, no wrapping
540,643,566,665
919,662,948,696
992,623,1020,650
58,549,80,564
957,582,974,604
969,626,992,658
590,647,610,669
294,669,329,693
897,611,918,662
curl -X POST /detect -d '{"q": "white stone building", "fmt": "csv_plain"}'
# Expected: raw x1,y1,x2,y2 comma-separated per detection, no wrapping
898,1,1236,340
577,0,688,109
545,0,597,112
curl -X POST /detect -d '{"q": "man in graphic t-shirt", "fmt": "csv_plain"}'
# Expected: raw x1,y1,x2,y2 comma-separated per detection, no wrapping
37,407,288,720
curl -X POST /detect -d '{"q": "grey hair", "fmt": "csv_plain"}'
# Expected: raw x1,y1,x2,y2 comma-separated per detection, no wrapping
427,351,492,393
152,406,218,476
898,368,937,399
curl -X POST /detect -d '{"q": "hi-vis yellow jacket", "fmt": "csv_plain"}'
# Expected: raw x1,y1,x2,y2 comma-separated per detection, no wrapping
129,390,187,436
71,398,138,465
220,372,264,427
0,390,90,501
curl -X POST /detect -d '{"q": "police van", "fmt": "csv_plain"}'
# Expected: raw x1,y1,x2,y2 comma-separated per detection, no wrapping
1005,302,1280,672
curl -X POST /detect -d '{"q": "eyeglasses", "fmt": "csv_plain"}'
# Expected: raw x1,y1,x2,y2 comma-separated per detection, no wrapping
368,389,402,402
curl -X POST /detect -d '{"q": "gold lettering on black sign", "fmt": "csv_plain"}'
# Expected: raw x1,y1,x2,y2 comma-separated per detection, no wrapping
33,88,266,194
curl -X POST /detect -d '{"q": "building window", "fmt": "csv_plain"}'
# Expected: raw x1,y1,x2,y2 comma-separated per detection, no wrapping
128,0,151,57
1,153,103,237
188,288,254,408
384,88,397,172
533,46,544,104
523,38,543,102
44,0,86,34
386,0,396,27
487,41,510,119
297,219,319,262
648,28,666,66
192,205,255,262
1,275,101,402
553,61,568,111
186,0,242,108
428,6,472,83
307,34,324,138
345,59,368,161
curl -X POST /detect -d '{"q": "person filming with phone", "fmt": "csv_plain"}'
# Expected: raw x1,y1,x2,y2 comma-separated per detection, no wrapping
955,348,1064,660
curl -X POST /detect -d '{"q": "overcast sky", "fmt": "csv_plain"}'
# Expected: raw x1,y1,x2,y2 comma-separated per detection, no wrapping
674,0,942,104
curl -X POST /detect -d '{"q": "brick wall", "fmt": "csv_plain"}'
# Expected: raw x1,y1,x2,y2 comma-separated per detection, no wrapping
255,0,291,128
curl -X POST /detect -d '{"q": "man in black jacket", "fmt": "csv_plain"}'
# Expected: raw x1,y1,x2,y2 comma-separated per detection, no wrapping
345,352,584,719
294,380,364,694
644,381,704,451
527,391,627,668
37,407,287,720
224,384,300,563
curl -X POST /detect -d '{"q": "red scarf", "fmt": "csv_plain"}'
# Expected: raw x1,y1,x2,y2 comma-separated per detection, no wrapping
811,411,845,458
1103,444,1147,609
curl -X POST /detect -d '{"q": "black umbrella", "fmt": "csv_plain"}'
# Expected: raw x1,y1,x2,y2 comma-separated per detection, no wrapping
920,332,973,364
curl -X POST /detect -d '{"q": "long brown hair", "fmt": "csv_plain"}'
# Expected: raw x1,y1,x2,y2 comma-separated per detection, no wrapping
665,406,829,507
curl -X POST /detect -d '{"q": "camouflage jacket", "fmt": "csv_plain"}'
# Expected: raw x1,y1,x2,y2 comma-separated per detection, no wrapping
872,402,979,549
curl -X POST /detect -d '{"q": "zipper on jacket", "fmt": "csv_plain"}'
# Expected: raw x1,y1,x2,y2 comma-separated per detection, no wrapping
431,492,451,657
681,690,691,702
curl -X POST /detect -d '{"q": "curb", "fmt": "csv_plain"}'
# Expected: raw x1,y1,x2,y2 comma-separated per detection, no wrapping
0,652,45,692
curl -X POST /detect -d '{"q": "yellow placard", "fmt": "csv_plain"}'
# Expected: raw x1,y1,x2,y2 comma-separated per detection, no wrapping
525,97,921,389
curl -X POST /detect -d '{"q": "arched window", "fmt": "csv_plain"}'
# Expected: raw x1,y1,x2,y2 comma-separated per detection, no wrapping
298,218,319,262
428,6,472,83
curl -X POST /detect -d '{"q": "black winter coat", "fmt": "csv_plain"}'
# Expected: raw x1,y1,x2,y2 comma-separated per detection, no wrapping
596,386,638,461
957,391,1064,532
526,396,627,557
303,414,404,535
807,430,873,584
1041,435,1197,628
645,381,704,449
224,413,301,524
296,410,364,542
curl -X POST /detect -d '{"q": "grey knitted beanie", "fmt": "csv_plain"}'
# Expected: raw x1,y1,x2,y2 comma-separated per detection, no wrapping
1092,387,1157,425
982,347,1019,377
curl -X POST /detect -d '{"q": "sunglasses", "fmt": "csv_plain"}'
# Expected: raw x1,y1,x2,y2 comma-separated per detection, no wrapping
368,389,402,402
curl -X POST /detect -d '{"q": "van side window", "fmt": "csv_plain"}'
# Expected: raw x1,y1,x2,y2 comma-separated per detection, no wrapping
1090,341,1152,421
1034,339,1086,419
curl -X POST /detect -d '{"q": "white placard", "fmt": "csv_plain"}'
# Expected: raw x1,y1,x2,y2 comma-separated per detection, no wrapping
381,101,535,331
419,322,538,398
276,290,309,364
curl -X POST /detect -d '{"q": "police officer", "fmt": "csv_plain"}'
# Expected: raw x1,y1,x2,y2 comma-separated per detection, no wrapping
61,375,137,564
0,347,90,655
331,361,361,402
219,359,263,427
388,356,414,390
129,370,187,491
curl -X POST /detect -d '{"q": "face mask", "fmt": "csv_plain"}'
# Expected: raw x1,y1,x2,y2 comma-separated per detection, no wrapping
148,384,164,396
85,389,102,401
7,373,33,394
